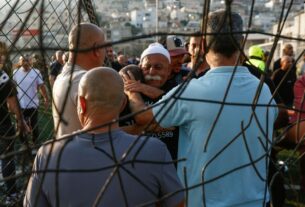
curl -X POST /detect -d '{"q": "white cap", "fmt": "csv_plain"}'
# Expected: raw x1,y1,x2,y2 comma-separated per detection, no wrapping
140,42,171,63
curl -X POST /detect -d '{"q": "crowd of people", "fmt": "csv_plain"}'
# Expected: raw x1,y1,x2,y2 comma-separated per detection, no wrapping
0,8,305,207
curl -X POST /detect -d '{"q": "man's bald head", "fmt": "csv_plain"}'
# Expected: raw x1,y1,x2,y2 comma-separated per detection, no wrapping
78,67,124,112
55,50,64,64
283,43,294,57
69,23,105,51
68,22,106,69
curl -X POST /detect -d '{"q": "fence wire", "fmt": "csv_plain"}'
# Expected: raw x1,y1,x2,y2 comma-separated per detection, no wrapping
0,0,305,206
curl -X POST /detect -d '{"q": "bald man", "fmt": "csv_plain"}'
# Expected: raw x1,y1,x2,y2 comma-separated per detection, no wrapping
49,50,64,87
24,67,184,207
52,22,106,137
272,55,295,106
273,43,295,72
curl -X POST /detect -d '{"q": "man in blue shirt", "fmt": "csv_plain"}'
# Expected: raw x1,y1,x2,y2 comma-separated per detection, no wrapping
124,10,278,207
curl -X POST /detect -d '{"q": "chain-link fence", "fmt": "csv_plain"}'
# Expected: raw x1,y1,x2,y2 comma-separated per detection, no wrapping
0,0,305,206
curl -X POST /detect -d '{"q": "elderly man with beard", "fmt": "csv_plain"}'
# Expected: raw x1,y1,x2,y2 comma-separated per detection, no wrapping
123,43,172,99
121,43,179,162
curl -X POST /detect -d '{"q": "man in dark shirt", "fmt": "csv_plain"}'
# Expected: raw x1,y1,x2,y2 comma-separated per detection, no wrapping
112,54,128,72
49,50,64,87
272,56,296,107
0,70,27,203
273,44,295,71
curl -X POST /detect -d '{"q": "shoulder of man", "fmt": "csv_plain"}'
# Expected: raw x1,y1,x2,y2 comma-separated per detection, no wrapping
137,136,168,156
117,131,168,158
38,135,74,156
274,68,285,77
50,60,59,67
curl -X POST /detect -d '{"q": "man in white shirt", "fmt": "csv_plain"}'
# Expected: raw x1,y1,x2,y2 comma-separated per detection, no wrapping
13,55,49,143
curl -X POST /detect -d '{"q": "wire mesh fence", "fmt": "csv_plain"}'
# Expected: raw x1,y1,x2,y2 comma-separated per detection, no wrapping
0,0,304,206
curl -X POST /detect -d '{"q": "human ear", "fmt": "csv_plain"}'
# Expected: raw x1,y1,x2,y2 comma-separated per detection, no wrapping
79,96,86,114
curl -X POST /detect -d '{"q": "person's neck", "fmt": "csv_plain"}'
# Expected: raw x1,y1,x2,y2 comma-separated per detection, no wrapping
68,56,94,71
22,66,31,72
206,52,240,68
195,61,209,75
83,121,119,134
82,113,120,134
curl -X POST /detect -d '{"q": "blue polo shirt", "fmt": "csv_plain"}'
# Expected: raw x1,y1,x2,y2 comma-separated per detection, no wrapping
153,66,278,207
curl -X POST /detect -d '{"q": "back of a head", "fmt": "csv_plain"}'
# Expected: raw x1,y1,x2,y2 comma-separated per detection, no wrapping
79,67,124,111
206,9,243,58
120,64,144,82
69,22,105,53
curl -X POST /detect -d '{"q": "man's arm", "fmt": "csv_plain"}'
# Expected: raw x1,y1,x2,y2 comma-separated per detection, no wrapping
49,75,56,88
121,71,168,132
6,95,28,134
124,81,165,99
39,84,49,110
127,91,159,127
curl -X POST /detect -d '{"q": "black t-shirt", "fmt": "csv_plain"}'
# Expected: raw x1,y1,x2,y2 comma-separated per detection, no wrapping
119,86,179,161
50,61,63,78
0,70,16,136
141,95,179,161
272,69,295,106
273,57,297,78
111,61,123,72
244,63,282,104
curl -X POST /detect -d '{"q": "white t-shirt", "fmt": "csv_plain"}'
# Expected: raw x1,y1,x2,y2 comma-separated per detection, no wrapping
13,67,44,109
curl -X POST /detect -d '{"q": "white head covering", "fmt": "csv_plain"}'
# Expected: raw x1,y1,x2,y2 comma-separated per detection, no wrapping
140,42,171,63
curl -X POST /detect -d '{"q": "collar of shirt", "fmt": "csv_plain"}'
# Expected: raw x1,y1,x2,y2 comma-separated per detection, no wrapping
61,63,85,75
206,66,249,74
76,128,123,142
